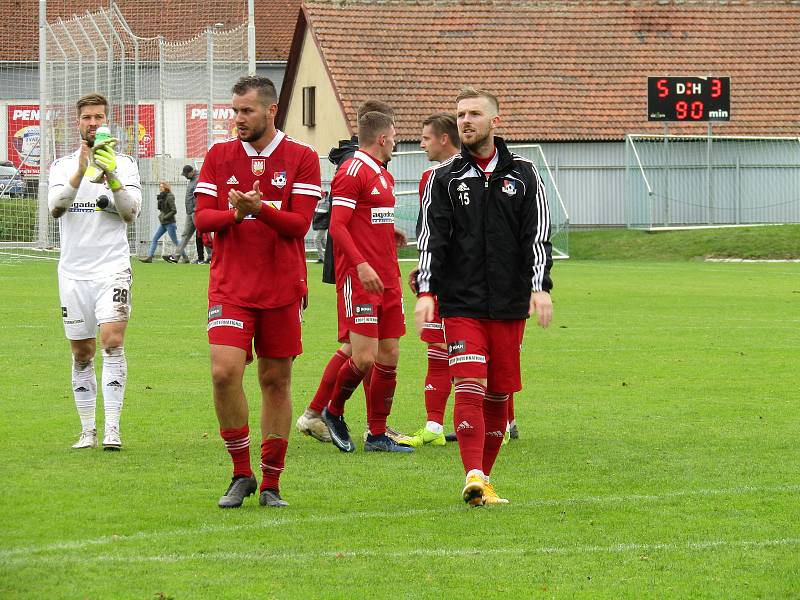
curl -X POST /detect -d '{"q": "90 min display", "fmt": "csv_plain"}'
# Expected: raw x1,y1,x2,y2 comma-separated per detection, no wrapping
647,76,730,122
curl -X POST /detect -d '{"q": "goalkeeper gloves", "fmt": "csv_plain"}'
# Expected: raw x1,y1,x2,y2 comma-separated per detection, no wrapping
94,145,117,174
93,144,123,191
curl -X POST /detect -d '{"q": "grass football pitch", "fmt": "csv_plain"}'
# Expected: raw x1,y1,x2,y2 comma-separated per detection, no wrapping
1,257,799,598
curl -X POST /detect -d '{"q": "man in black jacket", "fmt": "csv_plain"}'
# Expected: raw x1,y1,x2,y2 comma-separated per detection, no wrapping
414,88,553,507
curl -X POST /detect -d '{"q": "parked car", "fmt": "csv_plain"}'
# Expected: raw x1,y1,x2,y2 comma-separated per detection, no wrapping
0,164,26,198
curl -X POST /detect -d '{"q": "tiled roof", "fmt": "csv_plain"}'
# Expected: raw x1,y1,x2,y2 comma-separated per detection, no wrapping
0,0,299,61
300,0,800,141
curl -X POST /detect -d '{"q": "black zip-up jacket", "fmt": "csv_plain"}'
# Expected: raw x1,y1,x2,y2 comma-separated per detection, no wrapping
322,137,360,284
417,136,553,320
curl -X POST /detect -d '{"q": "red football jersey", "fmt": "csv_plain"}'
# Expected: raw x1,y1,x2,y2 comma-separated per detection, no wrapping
330,150,400,290
195,132,321,308
418,167,433,208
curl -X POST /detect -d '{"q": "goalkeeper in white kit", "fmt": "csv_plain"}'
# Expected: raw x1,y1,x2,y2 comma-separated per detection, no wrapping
48,92,142,450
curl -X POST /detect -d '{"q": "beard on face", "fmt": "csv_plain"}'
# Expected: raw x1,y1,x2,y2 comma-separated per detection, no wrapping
460,126,491,153
238,119,267,143
81,128,96,147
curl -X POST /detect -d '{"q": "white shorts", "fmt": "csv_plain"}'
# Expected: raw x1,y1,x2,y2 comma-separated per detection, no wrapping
59,269,132,340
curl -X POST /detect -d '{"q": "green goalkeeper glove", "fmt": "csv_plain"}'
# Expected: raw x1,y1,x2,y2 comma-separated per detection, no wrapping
94,144,124,191
94,145,117,174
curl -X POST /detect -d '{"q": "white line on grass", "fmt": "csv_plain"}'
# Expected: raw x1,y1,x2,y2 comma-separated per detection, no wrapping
2,537,799,566
2,483,798,560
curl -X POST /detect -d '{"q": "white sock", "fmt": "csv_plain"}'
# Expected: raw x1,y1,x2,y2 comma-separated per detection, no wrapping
425,421,443,435
102,347,126,430
466,468,486,481
72,358,96,431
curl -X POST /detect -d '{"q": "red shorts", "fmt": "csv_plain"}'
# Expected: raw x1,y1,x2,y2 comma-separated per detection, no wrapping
420,296,445,345
337,274,406,342
207,301,302,361
442,317,526,393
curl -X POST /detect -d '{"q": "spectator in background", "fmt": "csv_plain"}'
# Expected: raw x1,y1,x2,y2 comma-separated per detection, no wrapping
140,181,180,262
165,164,202,263
311,190,330,263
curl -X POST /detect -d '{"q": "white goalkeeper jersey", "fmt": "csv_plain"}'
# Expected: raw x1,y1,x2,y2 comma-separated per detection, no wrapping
48,149,142,280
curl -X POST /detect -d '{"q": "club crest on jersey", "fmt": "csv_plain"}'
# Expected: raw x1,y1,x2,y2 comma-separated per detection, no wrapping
251,159,266,176
502,180,517,196
271,171,287,188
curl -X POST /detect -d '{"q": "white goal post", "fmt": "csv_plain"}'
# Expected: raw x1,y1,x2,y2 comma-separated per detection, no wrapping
625,134,800,230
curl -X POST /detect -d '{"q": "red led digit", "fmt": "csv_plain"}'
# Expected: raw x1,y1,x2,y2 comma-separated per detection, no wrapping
711,79,722,98
676,100,688,119
657,79,669,98
690,101,704,119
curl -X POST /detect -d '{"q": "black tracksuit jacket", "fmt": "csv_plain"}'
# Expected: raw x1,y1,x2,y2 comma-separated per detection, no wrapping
417,136,553,320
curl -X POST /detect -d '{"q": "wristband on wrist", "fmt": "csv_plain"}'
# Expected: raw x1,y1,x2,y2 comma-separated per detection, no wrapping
107,174,122,192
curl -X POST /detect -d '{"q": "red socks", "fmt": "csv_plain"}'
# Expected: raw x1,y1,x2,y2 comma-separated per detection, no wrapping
327,358,365,417
453,381,487,473
507,392,515,425
308,349,349,413
260,437,288,492
367,362,397,436
424,347,451,425
220,427,287,491
482,393,509,476
220,425,253,478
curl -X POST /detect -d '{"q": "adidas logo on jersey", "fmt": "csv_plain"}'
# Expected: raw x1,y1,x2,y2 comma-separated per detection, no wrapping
227,175,239,185
457,182,469,192
370,187,380,196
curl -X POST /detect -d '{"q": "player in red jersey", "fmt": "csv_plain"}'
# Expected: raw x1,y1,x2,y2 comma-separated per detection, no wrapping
399,113,461,448
319,110,413,454
194,76,322,508
295,100,410,445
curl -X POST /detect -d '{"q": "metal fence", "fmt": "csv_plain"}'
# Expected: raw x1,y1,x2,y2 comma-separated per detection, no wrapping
30,4,250,258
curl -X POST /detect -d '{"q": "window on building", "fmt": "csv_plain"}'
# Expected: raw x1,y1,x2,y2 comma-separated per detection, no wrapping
302,86,316,127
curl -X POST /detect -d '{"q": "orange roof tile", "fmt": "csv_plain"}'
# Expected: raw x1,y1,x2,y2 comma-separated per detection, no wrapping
296,0,800,141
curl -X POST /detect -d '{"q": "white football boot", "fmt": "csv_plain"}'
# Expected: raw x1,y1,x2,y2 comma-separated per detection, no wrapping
103,425,122,451
72,428,97,449
296,409,331,442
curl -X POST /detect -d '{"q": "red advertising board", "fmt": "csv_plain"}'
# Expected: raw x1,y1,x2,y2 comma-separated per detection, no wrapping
185,104,237,158
7,105,41,176
6,104,155,176
112,104,155,158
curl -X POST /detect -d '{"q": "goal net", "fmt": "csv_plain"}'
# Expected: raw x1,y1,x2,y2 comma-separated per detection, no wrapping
626,134,800,230
0,1,248,261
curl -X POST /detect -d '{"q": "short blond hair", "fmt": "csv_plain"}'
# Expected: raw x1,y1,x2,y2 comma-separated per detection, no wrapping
456,88,499,114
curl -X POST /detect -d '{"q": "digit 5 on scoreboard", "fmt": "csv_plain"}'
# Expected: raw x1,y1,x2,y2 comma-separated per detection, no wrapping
647,76,730,122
